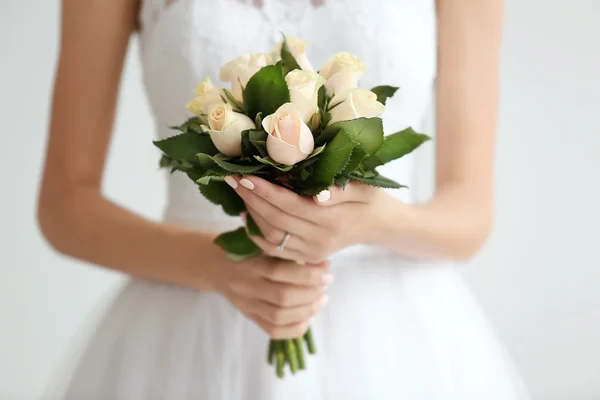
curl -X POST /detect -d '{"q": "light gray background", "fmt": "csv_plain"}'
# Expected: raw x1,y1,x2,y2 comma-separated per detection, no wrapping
1,1,599,398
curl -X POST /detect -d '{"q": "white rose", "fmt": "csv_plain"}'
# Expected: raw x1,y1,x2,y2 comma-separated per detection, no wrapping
270,37,314,71
285,70,326,123
206,103,255,157
328,88,385,125
262,103,315,166
220,53,273,101
319,52,366,97
185,77,225,118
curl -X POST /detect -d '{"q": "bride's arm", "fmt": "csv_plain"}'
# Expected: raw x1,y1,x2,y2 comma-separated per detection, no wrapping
377,0,505,260
37,0,221,290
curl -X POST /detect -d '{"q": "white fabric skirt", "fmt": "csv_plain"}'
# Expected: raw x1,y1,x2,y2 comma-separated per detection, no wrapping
44,248,529,400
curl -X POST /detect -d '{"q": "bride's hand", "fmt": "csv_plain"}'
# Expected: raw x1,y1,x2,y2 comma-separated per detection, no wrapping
224,175,388,264
212,254,331,339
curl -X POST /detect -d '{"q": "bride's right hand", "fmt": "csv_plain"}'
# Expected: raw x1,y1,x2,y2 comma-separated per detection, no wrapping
211,256,332,339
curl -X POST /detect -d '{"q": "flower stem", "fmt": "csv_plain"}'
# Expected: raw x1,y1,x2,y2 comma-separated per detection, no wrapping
267,339,276,365
285,339,299,374
275,340,285,378
304,327,317,354
294,337,306,370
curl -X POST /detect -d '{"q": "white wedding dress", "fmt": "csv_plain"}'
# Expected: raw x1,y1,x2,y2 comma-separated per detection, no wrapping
45,0,530,399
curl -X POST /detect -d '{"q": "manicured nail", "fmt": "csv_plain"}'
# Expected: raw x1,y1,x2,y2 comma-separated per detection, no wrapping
316,190,331,203
320,295,330,306
224,176,238,189
322,273,334,285
240,178,255,190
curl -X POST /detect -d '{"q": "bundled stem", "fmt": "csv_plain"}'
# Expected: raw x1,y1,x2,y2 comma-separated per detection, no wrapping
268,327,316,378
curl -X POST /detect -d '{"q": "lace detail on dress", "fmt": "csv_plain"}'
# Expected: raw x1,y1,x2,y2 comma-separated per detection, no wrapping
166,0,325,9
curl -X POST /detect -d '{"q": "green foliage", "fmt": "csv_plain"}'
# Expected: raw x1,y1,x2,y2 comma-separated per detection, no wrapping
280,35,302,73
361,127,431,170
319,117,384,156
254,156,294,172
214,227,261,260
198,180,246,216
222,89,245,112
306,130,354,194
245,214,264,238
243,63,290,119
196,153,267,174
370,85,399,105
349,174,407,189
153,132,218,167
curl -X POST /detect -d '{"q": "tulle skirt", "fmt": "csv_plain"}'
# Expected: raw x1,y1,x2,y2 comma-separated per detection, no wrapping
44,250,529,399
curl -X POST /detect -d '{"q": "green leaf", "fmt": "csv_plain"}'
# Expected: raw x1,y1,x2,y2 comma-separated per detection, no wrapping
196,175,224,185
159,154,193,171
370,85,399,105
334,176,350,188
349,174,407,189
154,132,218,166
341,148,367,176
317,84,327,110
307,144,326,160
196,153,267,174
172,117,205,134
249,130,269,158
240,130,254,158
214,227,261,259
317,117,384,156
361,127,431,170
243,63,290,119
222,89,245,112
254,155,294,172
281,35,302,72
245,214,264,238
300,168,311,180
255,112,263,130
308,130,355,193
198,181,246,216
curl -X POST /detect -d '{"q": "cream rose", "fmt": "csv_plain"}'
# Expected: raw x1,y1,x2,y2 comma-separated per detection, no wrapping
206,103,255,157
220,53,273,102
270,37,314,71
319,52,366,96
328,88,385,125
285,70,326,123
262,103,315,166
185,77,225,118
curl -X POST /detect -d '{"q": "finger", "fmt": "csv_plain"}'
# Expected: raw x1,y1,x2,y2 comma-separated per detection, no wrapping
251,315,311,339
253,279,326,308
237,184,315,236
238,175,324,222
313,182,375,206
261,259,333,287
249,235,307,262
250,296,329,326
244,206,289,246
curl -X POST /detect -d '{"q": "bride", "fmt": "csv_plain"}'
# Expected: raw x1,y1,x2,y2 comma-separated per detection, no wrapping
38,0,529,398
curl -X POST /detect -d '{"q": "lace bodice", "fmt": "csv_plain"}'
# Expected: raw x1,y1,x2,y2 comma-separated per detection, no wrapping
138,0,437,233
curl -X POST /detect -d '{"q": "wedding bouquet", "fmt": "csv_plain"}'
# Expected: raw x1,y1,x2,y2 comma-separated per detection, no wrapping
153,36,430,378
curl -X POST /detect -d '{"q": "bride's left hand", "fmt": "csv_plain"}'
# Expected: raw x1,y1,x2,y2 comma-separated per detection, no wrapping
224,175,389,264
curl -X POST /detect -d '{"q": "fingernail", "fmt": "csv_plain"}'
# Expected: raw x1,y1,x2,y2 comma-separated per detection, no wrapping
316,190,331,203
224,176,238,189
320,295,330,306
240,212,247,222
322,273,334,285
240,178,255,190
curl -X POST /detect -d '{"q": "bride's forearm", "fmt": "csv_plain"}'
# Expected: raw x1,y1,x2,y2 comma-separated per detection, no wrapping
368,186,493,261
37,187,225,291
